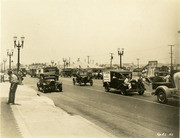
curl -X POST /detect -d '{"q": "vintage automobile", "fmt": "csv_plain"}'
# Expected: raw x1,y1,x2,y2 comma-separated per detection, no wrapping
151,71,174,89
39,67,59,80
90,69,103,79
29,68,37,77
103,70,146,95
73,71,93,86
60,68,73,77
37,75,62,93
152,72,180,104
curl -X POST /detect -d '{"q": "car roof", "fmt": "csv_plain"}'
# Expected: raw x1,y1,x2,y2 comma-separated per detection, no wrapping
43,76,56,79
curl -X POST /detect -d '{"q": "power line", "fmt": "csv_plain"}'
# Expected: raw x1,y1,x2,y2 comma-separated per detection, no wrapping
87,56,90,64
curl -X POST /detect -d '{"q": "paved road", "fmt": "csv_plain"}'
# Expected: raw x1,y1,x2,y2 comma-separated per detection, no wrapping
24,75,180,138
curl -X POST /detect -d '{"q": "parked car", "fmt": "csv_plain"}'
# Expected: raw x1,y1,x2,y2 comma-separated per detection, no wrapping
37,75,62,93
103,70,146,95
152,72,180,104
73,71,93,86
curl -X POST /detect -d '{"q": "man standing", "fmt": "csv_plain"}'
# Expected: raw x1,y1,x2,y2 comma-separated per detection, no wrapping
7,70,19,104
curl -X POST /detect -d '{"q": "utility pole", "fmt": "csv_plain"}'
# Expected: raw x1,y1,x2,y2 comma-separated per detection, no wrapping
69,57,70,67
169,45,174,77
87,56,90,64
58,61,60,69
1,62,3,82
1,63,3,73
137,58,139,69
63,58,66,69
110,53,114,68
137,58,140,77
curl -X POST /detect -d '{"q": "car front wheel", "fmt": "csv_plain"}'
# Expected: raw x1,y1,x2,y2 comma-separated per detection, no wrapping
73,79,75,85
157,90,167,104
105,86,110,92
42,86,46,93
90,81,93,86
138,90,144,95
37,83,40,91
58,86,62,92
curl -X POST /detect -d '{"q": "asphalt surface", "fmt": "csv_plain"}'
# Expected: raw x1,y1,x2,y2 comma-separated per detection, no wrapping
23,76,180,138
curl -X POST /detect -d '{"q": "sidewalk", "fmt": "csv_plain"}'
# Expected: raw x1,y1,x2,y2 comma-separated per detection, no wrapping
0,82,116,138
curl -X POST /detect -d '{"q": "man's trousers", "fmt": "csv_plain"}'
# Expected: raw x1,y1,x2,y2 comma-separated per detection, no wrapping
8,82,18,104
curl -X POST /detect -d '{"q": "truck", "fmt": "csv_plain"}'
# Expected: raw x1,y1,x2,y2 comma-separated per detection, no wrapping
152,72,180,104
39,67,59,80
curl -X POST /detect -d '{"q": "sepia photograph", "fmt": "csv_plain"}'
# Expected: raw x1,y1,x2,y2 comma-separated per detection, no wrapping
1,0,180,137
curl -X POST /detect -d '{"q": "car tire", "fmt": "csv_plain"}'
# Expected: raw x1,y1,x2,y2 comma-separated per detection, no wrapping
59,86,62,92
121,91,127,95
38,86,40,91
105,86,110,92
90,81,93,86
73,79,75,85
37,83,40,91
157,90,168,104
138,90,144,95
42,86,46,93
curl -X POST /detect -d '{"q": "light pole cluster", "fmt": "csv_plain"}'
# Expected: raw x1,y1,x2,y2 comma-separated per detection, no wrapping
63,58,67,69
7,49,13,70
13,36,25,74
118,48,124,69
51,60,54,66
3,58,7,73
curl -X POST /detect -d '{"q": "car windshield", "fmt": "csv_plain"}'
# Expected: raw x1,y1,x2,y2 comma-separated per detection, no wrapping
79,72,87,75
123,73,131,78
45,78,55,81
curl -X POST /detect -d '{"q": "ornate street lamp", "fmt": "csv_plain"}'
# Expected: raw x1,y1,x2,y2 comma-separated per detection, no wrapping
13,36,25,74
7,49,14,70
118,48,124,69
51,60,54,67
3,58,7,73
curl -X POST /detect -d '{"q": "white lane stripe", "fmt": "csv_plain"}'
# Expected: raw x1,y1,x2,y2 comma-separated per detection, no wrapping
63,83,178,108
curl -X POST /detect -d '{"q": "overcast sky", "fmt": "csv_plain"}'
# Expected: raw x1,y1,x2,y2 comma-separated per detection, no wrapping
1,0,180,66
